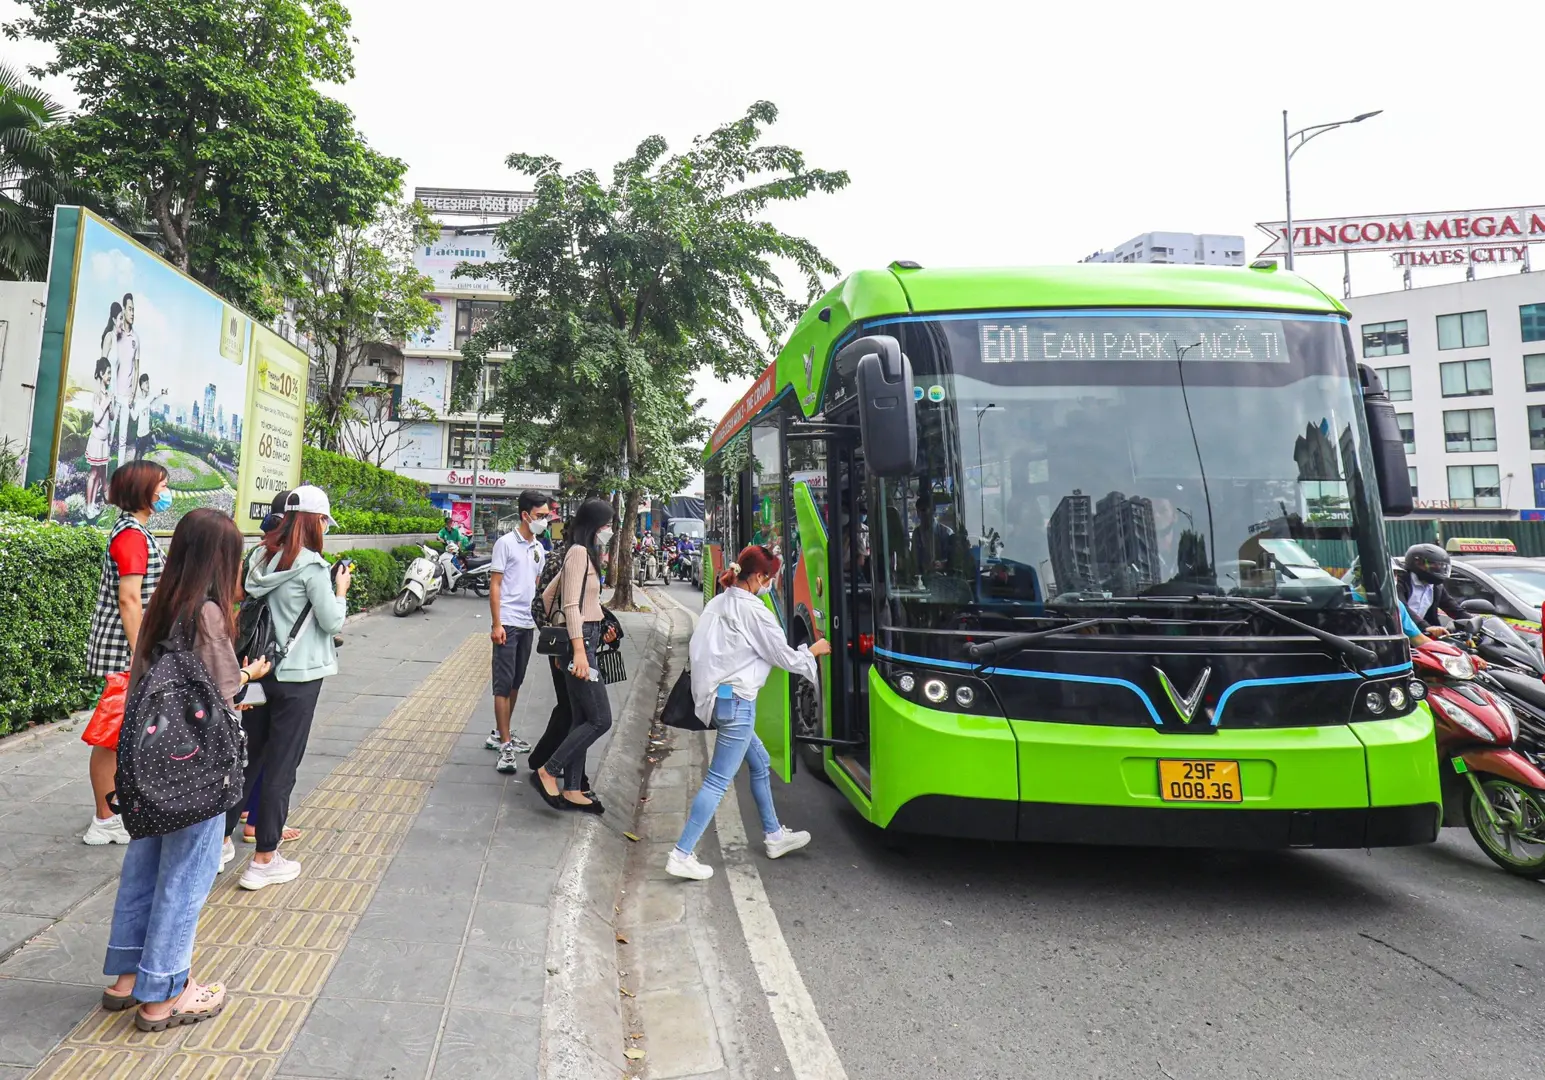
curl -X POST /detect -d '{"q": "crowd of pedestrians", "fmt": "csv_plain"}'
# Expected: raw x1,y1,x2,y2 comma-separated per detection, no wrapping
78,483,349,1030
71,475,826,1032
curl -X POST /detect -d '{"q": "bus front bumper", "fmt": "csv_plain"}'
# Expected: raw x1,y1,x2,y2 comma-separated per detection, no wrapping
886,797,1440,848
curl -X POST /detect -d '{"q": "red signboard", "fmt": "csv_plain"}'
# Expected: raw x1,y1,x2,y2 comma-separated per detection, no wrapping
708,362,779,455
1256,206,1545,257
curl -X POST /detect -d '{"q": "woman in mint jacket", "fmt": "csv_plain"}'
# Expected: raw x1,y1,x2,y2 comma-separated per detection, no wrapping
224,485,351,892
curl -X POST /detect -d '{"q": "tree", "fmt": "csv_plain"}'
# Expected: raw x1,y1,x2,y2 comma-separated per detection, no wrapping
6,0,402,315
459,101,848,607
293,198,440,451
0,62,96,280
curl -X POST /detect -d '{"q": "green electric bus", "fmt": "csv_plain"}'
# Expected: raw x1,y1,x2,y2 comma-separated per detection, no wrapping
701,261,1442,848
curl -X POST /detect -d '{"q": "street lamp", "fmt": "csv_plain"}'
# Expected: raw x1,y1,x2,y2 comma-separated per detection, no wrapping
1282,109,1383,270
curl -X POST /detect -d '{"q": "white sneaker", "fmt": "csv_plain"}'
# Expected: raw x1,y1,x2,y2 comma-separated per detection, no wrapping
666,850,714,880
484,729,502,750
220,837,235,872
496,743,520,774
83,816,131,846
765,828,811,860
238,852,301,891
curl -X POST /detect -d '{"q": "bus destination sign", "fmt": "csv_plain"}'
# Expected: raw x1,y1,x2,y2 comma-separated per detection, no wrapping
978,318,1290,365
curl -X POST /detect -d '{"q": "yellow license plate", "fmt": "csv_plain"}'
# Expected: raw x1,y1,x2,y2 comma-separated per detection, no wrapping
1158,759,1242,803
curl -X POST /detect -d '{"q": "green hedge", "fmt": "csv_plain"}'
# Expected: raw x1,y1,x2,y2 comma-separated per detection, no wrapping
301,447,437,517
0,513,106,736
0,484,49,519
331,509,443,536
325,546,421,615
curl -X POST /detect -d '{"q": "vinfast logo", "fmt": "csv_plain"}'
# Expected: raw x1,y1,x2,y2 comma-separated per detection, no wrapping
1155,665,1211,724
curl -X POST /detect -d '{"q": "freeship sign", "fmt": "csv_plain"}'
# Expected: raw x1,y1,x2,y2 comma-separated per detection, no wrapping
1256,206,1545,257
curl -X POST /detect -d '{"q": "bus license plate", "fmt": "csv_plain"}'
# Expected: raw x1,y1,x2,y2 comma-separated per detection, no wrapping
1158,759,1242,803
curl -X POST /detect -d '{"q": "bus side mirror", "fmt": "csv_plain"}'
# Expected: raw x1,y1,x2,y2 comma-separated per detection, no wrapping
844,334,917,478
1359,364,1413,517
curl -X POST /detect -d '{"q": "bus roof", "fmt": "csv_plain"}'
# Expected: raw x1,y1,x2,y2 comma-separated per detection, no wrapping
705,262,1344,459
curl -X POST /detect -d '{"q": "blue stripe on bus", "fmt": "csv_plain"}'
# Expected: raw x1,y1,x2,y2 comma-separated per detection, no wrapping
872,645,1410,728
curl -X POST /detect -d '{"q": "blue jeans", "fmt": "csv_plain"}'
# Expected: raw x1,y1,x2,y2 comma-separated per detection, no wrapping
675,693,781,856
103,813,225,1002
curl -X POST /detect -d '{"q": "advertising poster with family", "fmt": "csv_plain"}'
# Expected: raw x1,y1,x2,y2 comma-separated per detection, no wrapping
48,212,306,532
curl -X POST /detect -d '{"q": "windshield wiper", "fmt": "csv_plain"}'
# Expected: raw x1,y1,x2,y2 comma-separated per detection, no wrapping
965,617,1158,664
1177,594,1377,669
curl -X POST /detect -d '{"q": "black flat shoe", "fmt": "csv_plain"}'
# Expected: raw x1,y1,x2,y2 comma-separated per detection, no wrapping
562,797,605,815
534,775,565,810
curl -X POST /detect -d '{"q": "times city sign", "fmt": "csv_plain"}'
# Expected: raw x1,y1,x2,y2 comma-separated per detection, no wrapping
1256,206,1545,268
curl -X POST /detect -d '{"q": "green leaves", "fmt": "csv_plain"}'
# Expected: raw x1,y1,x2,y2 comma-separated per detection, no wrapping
6,0,402,315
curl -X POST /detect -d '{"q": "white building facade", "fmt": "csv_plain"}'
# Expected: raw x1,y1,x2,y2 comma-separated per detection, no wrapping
386,194,558,531
1082,231,1246,266
1348,271,1545,511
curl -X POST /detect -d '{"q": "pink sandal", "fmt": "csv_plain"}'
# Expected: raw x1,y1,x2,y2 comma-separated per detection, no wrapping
135,981,226,1032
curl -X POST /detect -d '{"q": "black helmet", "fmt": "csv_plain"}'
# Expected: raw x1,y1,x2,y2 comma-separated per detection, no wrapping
1404,543,1451,585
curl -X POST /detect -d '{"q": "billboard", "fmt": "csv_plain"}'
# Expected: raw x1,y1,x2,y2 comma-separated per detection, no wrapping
38,209,305,533
1256,206,1545,257
413,187,535,218
411,231,502,293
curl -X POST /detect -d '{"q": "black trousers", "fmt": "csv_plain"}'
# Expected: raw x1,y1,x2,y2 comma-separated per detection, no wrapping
225,678,322,853
544,625,612,792
529,656,590,791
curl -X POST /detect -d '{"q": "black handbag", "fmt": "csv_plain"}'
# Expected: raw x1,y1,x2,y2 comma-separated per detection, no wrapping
660,667,709,731
536,555,591,658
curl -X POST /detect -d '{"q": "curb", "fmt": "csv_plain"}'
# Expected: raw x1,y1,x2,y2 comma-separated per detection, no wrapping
540,597,680,1079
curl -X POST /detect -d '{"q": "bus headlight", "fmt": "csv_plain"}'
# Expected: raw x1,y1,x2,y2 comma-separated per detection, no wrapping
922,679,949,704
955,685,976,707
1408,679,1427,701
1386,684,1408,712
1363,690,1387,715
897,673,916,694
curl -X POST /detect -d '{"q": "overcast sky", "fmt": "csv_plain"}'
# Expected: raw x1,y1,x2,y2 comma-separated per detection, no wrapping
7,0,1543,488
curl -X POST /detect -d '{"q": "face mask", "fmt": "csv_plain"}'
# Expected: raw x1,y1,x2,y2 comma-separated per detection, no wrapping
756,583,774,597
528,516,550,534
152,492,173,513
597,527,615,546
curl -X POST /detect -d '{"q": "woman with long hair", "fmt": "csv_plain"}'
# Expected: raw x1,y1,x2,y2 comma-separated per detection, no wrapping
101,509,270,1030
82,460,172,846
666,544,829,881
534,498,616,812
224,485,351,890
83,355,116,517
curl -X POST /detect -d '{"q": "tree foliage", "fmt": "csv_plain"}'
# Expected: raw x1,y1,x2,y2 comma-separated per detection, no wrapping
292,197,440,450
459,101,848,606
5,0,402,315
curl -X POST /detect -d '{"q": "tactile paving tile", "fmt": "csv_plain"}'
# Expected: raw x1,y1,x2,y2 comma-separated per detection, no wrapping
29,632,488,1076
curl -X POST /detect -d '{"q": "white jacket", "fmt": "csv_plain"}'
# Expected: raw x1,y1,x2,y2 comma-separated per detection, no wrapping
690,587,819,723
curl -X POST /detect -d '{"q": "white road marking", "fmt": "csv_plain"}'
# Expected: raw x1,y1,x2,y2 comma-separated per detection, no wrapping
654,587,849,1080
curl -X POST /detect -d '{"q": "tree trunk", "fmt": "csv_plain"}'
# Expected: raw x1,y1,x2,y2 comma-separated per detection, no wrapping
608,376,645,609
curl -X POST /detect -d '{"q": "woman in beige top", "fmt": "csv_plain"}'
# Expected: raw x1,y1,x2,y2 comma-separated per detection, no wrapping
535,498,615,813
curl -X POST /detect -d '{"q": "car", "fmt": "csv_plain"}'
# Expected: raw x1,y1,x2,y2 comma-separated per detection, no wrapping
1344,539,1545,638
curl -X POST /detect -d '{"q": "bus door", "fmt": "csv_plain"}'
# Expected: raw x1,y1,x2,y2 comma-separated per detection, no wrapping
831,439,875,784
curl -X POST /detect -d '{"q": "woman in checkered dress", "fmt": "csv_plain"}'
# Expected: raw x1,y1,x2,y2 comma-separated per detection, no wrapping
82,461,170,846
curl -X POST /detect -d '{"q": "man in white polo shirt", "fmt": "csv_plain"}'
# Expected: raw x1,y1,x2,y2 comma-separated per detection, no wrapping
486,490,552,773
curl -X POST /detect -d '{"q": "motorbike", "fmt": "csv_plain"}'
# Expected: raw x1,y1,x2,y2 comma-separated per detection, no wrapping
438,542,492,598
393,545,442,616
634,540,662,586
1412,618,1545,878
667,537,696,581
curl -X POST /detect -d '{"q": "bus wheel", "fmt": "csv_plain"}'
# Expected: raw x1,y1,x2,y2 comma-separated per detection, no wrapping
792,667,832,786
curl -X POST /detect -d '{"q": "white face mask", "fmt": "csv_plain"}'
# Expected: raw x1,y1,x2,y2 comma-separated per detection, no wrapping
527,516,550,534
597,527,615,547
756,583,774,597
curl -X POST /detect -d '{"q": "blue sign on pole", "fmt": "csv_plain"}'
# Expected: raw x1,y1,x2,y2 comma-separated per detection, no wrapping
1534,464,1545,508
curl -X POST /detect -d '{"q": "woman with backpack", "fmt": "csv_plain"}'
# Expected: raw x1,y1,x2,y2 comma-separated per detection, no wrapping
102,508,270,1031
82,460,171,847
224,484,351,890
666,544,829,881
534,498,616,813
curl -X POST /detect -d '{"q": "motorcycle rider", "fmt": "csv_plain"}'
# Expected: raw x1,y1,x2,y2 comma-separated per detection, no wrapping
439,513,471,573
1397,543,1468,635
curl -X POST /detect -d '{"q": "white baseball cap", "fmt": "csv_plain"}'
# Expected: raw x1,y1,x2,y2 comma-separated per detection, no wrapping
285,484,338,529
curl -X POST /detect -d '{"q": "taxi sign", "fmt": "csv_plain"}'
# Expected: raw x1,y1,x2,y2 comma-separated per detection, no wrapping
1445,537,1516,555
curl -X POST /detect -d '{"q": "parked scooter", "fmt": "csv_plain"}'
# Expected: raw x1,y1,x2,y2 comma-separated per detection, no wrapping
393,545,442,616
1412,626,1545,878
438,542,492,598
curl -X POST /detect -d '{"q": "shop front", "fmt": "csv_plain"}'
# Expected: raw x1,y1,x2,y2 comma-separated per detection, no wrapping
396,466,561,543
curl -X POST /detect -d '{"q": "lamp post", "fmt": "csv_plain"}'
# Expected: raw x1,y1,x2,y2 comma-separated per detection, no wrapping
1282,109,1383,271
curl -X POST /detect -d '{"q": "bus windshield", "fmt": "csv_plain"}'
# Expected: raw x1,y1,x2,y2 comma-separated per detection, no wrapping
867,308,1396,628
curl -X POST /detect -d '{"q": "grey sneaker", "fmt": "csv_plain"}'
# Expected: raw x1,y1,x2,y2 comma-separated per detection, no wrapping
496,743,520,773
508,736,531,753
484,729,502,750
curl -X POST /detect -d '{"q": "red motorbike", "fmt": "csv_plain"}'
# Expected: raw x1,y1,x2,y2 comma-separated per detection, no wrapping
1412,631,1545,878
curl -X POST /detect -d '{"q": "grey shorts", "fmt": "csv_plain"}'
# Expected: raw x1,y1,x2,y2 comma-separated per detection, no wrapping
492,626,535,697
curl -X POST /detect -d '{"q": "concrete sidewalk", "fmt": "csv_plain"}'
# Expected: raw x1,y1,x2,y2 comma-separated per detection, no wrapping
0,590,661,1079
